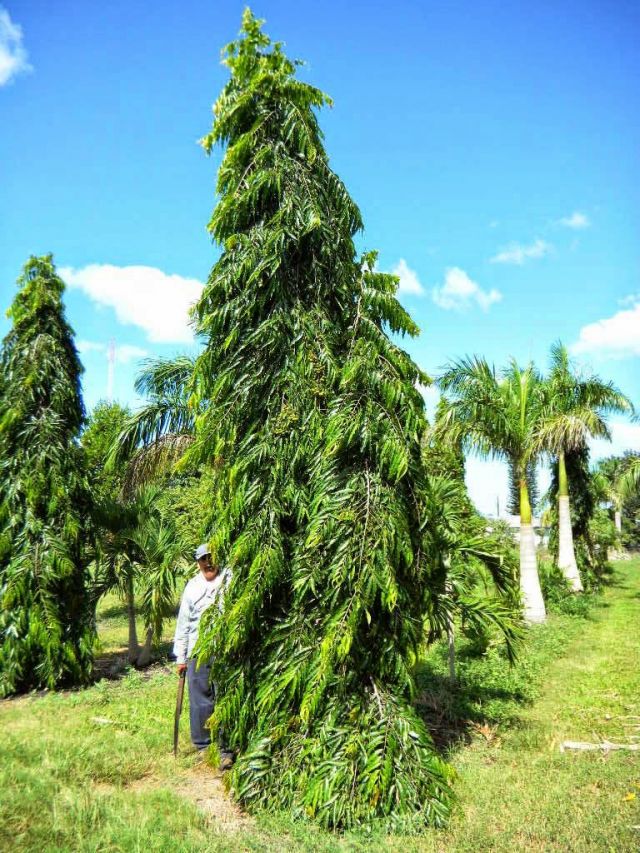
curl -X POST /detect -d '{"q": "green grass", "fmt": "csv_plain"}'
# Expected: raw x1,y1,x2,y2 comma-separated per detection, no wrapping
1,561,639,851
93,592,178,673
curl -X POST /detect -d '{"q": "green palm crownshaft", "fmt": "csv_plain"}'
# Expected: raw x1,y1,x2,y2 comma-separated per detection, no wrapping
189,11,451,829
0,255,94,695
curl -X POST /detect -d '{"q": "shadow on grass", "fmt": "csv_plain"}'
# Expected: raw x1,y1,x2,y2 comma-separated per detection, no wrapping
93,640,174,683
97,601,130,621
413,660,529,755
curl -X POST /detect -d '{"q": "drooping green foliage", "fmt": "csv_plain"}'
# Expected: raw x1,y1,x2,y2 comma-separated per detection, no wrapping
420,473,523,662
0,255,94,695
423,399,467,483
184,10,451,829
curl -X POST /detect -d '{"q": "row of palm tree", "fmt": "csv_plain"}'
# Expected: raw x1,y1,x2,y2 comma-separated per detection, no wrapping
435,342,634,623
594,452,640,545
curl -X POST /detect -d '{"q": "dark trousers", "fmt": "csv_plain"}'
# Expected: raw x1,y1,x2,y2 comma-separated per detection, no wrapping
187,658,215,749
186,659,232,755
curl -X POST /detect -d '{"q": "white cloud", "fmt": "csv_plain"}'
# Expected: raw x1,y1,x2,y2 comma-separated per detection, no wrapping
559,211,590,230
114,344,149,364
61,264,203,343
570,300,640,359
618,293,640,308
432,267,502,312
0,7,31,86
490,238,551,266
590,419,640,461
391,259,424,295
77,340,106,355
77,340,148,364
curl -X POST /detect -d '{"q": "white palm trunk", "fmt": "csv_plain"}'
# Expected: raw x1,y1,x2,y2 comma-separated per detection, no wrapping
558,495,583,592
520,523,546,623
615,509,622,534
136,626,154,668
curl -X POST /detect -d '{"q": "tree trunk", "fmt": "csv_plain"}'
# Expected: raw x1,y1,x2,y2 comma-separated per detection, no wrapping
519,478,546,623
614,509,622,535
136,626,154,668
558,496,582,591
126,574,140,665
444,574,456,685
447,614,456,686
557,454,583,592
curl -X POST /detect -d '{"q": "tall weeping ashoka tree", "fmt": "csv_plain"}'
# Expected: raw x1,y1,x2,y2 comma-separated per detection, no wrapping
0,255,94,695
190,11,451,829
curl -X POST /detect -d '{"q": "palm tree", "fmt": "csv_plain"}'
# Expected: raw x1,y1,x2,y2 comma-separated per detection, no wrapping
109,355,199,494
593,457,626,549
595,452,640,551
92,487,187,667
536,343,633,591
438,357,546,623
619,456,640,500
84,392,194,667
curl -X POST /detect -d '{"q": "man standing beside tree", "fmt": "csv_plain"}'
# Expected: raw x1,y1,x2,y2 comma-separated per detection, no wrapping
173,543,233,769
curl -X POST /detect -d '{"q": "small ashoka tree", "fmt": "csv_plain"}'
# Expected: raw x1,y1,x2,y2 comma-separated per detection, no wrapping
188,11,451,830
0,255,94,695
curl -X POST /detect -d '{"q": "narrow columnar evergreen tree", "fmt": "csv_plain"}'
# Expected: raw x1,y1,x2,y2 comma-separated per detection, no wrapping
0,255,94,695
186,11,451,829
536,342,633,591
438,357,547,623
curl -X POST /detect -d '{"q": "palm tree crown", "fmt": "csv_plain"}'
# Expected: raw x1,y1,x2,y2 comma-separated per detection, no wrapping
438,356,546,622
536,342,633,590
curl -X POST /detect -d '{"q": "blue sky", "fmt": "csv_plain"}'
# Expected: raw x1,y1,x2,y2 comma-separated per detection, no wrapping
1,1,639,514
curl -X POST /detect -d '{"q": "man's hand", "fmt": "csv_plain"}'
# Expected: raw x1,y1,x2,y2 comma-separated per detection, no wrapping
177,663,187,675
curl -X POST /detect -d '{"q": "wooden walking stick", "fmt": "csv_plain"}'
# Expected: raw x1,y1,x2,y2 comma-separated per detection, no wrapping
173,668,186,757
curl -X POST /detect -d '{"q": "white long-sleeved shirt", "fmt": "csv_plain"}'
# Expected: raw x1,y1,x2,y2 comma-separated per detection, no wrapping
172,568,231,664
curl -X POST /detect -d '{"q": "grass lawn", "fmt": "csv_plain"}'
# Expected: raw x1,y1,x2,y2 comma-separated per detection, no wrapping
1,559,639,851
